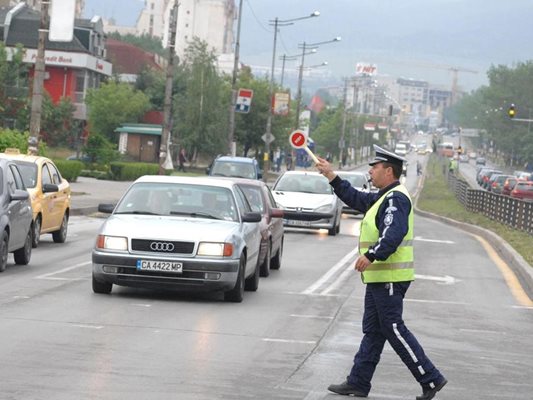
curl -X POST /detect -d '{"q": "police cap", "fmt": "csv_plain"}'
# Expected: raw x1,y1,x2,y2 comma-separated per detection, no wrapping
369,144,406,166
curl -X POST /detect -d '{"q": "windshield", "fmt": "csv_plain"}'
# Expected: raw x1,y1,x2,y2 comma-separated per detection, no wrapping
338,173,367,188
274,174,332,194
114,182,239,221
13,161,38,188
211,161,256,179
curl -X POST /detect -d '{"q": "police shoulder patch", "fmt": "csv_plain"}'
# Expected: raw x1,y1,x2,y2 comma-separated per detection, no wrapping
384,213,394,226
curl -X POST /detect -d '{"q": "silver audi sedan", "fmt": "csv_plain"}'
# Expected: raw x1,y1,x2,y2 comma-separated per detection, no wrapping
92,176,262,302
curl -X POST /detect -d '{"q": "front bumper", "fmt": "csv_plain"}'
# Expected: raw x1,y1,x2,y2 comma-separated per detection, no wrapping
92,250,240,292
282,210,335,230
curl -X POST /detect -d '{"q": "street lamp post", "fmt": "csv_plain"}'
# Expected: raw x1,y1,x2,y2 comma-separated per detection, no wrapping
228,0,244,156
279,54,298,87
294,37,341,130
263,11,319,181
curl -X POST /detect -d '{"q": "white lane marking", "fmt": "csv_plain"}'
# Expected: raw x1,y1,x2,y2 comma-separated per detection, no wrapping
130,303,152,308
290,314,334,320
301,247,359,295
415,273,457,284
460,328,505,335
405,298,468,305
72,324,104,330
262,338,316,345
13,295,30,299
414,236,455,244
35,261,91,280
512,305,533,310
320,264,354,295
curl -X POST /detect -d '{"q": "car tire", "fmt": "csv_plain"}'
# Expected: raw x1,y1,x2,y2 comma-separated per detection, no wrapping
224,255,245,302
32,215,41,248
328,217,338,236
245,254,260,291
52,213,68,243
270,238,283,270
259,242,271,277
92,275,113,294
13,228,32,265
0,231,8,273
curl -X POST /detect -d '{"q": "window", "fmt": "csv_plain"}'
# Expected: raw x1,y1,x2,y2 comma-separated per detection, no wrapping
47,163,62,185
10,166,25,190
6,166,16,194
75,71,85,103
234,187,251,214
41,164,53,186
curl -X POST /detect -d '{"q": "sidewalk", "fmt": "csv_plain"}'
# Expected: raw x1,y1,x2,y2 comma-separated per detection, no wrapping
69,176,133,216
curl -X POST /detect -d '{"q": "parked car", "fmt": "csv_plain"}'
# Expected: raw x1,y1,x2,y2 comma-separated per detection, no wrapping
335,170,374,215
0,158,33,272
230,178,284,277
475,157,486,166
0,149,71,247
92,176,262,302
510,181,533,202
206,155,262,180
271,171,343,236
488,174,513,194
502,176,519,196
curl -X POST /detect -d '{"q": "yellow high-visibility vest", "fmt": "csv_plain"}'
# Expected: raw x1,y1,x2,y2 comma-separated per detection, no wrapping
359,184,414,283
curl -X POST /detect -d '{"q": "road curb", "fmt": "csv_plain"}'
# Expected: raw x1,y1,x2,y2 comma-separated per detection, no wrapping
413,175,533,300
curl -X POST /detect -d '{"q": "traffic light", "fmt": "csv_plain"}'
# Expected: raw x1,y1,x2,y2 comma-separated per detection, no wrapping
508,104,516,118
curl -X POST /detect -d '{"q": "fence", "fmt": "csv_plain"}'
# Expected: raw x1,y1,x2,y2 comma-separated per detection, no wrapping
447,173,533,235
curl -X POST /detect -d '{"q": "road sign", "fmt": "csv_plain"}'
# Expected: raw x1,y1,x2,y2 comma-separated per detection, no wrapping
261,133,275,144
235,88,253,113
289,130,319,164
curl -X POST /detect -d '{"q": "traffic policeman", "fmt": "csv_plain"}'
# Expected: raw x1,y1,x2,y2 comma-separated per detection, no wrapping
316,145,447,400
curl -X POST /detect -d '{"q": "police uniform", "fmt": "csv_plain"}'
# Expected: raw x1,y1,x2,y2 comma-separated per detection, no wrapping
327,145,447,399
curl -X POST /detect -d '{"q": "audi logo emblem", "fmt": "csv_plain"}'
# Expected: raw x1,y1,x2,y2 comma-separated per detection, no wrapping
150,242,175,252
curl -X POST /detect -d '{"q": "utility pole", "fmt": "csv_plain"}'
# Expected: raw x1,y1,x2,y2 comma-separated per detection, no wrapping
228,0,244,157
338,77,348,169
159,1,178,175
28,0,51,155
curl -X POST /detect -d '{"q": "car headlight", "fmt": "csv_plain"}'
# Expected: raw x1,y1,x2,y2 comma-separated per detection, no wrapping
315,204,333,213
96,235,128,251
197,242,233,257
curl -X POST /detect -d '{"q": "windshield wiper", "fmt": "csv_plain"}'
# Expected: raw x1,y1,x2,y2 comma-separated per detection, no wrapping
168,211,222,220
114,210,160,215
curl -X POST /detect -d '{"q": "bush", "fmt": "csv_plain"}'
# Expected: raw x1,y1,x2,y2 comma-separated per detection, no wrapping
54,159,83,182
109,161,169,181
0,129,29,152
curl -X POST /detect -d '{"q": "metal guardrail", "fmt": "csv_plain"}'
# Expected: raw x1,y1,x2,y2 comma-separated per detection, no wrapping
447,174,533,235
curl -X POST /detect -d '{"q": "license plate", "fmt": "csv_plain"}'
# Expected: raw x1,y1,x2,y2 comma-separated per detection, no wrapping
136,260,183,273
285,219,311,227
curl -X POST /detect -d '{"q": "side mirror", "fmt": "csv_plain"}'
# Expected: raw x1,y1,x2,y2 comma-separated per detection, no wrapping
42,183,59,193
270,208,284,218
242,211,262,223
11,189,29,202
98,203,115,213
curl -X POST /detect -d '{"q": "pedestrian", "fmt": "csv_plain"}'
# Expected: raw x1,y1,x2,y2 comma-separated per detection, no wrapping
178,147,188,172
316,144,447,400
417,160,422,176
285,151,293,171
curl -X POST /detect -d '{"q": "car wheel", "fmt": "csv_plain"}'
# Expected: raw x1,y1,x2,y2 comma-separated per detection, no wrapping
32,215,41,248
92,275,113,294
245,253,260,291
0,231,8,273
224,255,245,302
13,228,32,265
270,238,283,270
328,217,338,236
52,213,68,243
335,217,341,234
259,241,271,277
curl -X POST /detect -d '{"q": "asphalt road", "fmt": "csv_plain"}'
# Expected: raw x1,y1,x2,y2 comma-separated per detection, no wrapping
0,151,531,399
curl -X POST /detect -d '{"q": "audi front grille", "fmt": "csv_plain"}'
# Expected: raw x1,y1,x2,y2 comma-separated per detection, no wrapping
131,239,195,254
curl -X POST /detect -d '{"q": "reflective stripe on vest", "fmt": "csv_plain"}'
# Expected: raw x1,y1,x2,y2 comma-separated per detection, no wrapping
359,184,414,283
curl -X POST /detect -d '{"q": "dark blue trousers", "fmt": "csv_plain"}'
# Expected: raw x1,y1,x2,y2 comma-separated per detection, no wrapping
347,282,445,395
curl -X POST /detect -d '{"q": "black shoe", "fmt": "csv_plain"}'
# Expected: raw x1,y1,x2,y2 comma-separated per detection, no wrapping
327,381,368,397
416,379,448,400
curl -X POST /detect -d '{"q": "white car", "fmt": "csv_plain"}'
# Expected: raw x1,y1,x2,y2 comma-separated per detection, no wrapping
336,171,375,215
271,171,343,236
92,176,262,302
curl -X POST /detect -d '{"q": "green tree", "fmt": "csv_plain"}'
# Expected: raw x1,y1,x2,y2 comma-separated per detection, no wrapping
83,132,118,164
41,95,75,147
0,43,30,130
86,81,150,142
107,32,165,56
175,38,228,160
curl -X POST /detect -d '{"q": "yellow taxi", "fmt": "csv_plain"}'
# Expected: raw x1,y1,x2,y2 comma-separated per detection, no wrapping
0,149,71,247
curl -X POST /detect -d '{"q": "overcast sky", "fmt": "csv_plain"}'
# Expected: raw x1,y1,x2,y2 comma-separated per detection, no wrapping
84,0,533,91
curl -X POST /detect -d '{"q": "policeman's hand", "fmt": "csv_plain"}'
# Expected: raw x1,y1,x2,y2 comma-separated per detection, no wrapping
354,255,372,272
316,156,336,182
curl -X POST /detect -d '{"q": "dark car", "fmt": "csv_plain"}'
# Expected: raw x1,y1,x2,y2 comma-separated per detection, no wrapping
207,156,262,180
488,174,513,194
502,176,519,196
0,159,33,272
475,157,486,166
232,179,284,277
510,181,533,202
